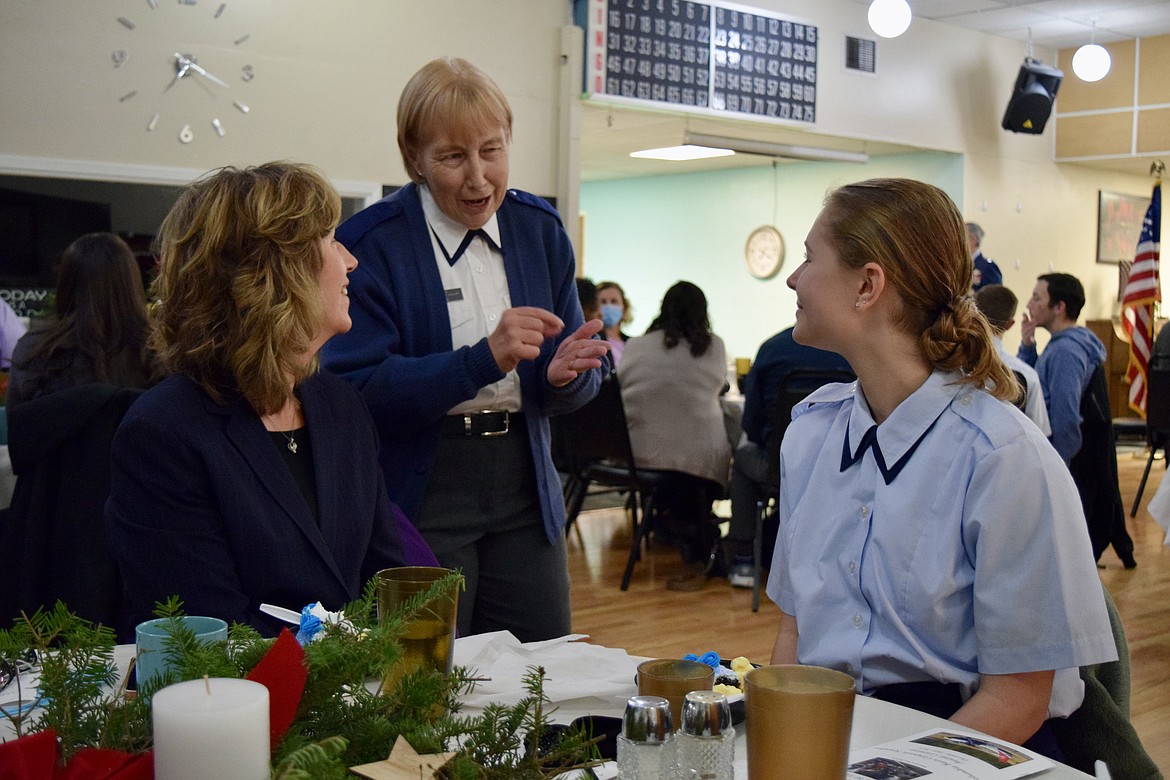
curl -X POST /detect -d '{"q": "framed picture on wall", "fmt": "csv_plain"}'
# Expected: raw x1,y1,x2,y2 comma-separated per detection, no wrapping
1097,190,1148,264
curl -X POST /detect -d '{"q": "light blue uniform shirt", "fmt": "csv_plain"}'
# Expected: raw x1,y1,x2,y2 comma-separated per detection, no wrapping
767,369,1116,718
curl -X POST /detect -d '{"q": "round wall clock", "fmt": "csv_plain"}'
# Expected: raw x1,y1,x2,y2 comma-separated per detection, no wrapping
113,1,254,144
744,225,785,279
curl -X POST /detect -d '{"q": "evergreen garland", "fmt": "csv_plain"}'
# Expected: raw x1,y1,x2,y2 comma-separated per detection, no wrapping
0,574,605,778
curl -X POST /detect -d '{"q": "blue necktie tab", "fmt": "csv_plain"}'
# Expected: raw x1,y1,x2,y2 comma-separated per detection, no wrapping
839,421,938,485
433,227,497,265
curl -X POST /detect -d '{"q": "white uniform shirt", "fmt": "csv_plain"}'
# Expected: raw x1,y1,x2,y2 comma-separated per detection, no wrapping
419,185,521,414
767,370,1116,717
995,335,1052,436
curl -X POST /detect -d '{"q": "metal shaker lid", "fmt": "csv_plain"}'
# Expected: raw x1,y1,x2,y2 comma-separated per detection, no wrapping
622,695,674,743
680,690,732,737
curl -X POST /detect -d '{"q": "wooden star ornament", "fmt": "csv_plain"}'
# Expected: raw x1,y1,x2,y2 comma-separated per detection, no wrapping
349,735,459,779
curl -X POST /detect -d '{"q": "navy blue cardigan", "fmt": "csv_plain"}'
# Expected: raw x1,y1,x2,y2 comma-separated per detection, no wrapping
320,184,600,542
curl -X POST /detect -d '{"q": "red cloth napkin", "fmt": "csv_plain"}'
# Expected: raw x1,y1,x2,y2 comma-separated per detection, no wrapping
245,627,308,751
0,730,152,780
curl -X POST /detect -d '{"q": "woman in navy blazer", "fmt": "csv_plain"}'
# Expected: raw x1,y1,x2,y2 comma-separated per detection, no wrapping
106,162,415,637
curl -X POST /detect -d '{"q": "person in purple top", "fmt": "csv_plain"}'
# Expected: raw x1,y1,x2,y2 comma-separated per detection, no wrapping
0,298,27,371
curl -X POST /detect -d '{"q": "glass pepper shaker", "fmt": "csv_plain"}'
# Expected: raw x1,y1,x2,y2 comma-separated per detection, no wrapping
677,690,734,780
617,694,676,779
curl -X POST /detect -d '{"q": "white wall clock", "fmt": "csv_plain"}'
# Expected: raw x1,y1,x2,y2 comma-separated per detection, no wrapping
113,0,253,144
744,225,785,279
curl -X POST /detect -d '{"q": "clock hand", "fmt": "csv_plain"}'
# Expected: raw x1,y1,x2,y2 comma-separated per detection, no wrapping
173,53,229,88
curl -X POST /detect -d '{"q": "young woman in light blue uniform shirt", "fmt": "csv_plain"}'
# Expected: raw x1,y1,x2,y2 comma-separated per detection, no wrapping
766,179,1116,754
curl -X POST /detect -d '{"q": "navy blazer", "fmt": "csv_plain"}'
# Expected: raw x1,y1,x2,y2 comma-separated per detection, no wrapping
105,372,405,636
320,183,601,542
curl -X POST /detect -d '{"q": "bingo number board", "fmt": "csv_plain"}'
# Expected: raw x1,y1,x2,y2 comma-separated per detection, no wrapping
583,0,818,123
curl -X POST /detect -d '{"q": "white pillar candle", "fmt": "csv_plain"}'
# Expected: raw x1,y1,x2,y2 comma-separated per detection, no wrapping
152,677,270,780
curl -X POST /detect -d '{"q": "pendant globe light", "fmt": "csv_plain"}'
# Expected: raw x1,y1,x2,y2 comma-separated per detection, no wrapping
868,0,912,39
1072,21,1111,82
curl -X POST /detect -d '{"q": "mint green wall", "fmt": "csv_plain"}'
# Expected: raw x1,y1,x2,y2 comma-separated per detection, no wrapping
579,152,963,361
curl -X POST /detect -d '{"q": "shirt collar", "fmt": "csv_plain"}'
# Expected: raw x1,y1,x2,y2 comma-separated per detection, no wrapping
418,184,502,255
844,369,967,478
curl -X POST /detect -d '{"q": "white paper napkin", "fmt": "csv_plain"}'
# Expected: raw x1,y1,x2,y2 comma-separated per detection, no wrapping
453,631,640,718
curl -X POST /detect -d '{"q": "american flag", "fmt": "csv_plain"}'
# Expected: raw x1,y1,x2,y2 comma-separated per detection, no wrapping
1121,181,1162,416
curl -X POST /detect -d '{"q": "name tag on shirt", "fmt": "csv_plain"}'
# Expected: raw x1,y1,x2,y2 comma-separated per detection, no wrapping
445,287,463,302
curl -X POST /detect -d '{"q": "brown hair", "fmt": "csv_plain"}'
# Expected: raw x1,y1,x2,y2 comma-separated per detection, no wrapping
21,232,157,390
397,57,513,184
150,161,340,414
972,284,1017,333
821,178,1016,401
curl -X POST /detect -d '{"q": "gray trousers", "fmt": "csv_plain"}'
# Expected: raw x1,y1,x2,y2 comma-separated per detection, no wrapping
416,427,571,642
728,440,770,552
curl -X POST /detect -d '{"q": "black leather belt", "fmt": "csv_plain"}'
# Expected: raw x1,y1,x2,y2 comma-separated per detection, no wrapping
441,410,521,437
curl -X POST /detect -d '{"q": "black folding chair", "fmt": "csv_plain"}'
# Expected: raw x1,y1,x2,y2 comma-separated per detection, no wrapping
551,373,673,590
1130,366,1170,517
751,367,855,611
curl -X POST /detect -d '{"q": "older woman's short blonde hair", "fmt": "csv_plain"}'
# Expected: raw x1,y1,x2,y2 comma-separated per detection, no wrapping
151,161,341,415
397,57,513,184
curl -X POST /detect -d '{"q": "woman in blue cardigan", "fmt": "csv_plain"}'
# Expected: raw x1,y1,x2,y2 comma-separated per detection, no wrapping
321,58,608,642
106,162,418,637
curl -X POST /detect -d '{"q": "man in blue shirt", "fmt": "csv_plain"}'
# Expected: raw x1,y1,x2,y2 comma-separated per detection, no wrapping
726,326,851,587
966,222,1002,292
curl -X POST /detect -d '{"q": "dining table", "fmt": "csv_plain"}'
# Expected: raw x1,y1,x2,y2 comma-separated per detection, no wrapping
453,632,1092,779
1,631,1093,778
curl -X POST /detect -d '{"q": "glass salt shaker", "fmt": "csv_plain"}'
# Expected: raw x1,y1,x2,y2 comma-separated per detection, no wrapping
677,690,734,780
617,695,676,779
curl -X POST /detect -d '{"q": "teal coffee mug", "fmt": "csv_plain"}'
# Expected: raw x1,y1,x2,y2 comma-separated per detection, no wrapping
134,616,228,691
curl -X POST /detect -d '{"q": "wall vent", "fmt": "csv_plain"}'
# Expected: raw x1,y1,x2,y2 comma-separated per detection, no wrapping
845,36,876,74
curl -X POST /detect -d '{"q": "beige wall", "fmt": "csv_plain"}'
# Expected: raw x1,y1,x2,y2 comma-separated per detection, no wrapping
0,0,573,193
1,0,1160,335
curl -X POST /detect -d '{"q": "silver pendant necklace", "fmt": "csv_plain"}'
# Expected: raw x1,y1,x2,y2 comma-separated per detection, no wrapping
265,400,300,454
277,429,298,454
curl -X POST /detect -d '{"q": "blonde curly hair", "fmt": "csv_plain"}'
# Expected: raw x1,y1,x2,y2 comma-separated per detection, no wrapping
150,161,341,415
821,178,1017,401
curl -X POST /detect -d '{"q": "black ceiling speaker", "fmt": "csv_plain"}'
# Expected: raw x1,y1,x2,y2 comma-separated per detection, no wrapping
1001,57,1064,134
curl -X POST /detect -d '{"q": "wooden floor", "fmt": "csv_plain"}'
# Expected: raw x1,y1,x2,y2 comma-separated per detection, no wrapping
566,444,1170,773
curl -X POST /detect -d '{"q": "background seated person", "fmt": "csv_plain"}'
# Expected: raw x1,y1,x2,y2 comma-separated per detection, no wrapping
620,280,730,563
0,232,161,635
971,284,1050,435
769,178,1115,757
7,232,159,409
597,280,633,366
726,326,850,587
106,162,414,637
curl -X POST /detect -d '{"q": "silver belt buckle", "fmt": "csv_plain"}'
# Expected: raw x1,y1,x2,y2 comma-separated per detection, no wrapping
482,411,509,437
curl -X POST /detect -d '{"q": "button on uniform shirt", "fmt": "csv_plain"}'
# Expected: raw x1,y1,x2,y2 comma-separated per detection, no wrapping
420,186,521,415
766,369,1116,718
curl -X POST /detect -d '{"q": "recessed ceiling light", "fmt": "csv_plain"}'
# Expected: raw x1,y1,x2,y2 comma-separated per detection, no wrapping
629,145,736,161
